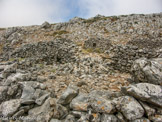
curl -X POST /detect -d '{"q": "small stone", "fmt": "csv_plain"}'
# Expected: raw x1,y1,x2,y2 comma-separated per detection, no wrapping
40,84,47,90
131,117,150,122
21,99,35,105
64,114,76,122
100,114,118,122
37,76,47,83
48,74,56,79
50,119,62,122
13,109,25,117
77,81,87,87
88,113,101,122
149,115,162,122
116,112,125,122
71,111,86,118
49,98,57,106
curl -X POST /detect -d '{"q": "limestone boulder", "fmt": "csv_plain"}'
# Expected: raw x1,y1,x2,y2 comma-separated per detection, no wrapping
122,83,162,107
131,58,162,85
114,96,144,120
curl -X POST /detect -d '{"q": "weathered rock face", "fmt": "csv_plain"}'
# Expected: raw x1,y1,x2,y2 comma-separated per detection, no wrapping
131,58,162,85
114,96,144,120
10,38,77,64
0,99,21,117
122,83,162,107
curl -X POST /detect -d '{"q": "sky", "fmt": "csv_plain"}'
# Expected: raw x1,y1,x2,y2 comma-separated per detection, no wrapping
0,0,162,27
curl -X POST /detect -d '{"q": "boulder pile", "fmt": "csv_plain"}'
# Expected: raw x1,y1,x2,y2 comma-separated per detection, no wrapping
0,58,161,122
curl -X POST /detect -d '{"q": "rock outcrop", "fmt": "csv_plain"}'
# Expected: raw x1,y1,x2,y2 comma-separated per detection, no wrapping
131,58,162,85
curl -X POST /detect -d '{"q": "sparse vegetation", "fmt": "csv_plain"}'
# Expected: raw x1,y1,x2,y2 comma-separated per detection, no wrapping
53,30,69,36
9,58,15,62
38,63,44,68
51,68,56,73
0,44,4,54
18,58,25,62
75,41,84,47
83,16,108,24
45,30,69,37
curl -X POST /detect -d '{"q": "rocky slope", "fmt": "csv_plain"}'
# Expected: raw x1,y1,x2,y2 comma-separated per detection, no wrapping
0,13,162,122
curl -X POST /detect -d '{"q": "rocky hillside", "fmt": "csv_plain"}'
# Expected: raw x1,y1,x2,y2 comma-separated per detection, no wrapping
0,13,162,122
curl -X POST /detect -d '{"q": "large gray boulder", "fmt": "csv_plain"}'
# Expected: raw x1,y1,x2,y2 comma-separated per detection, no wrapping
27,97,55,122
113,96,144,120
131,58,162,85
122,83,162,107
0,99,21,117
70,93,116,114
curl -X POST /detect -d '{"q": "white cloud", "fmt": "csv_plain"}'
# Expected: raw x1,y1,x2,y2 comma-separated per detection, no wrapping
0,0,161,27
78,0,162,18
113,0,162,15
0,0,70,27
